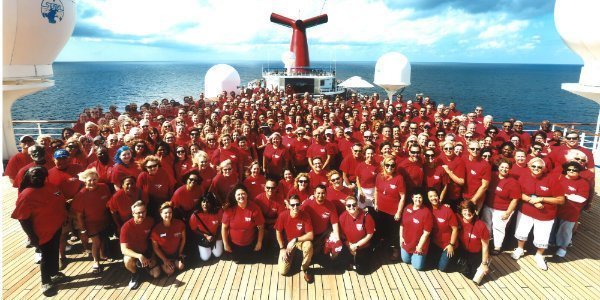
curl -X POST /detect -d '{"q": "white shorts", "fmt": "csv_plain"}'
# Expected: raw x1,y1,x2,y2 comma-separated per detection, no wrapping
514,212,554,249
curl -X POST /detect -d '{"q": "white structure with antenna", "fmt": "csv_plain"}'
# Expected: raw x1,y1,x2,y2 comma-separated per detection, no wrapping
3,0,77,165
373,52,411,102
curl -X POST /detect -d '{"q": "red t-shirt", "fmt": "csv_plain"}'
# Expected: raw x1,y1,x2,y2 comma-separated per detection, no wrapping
289,139,310,167
463,158,492,200
210,173,239,204
431,205,458,249
107,188,146,221
519,173,564,221
355,161,379,188
171,185,208,214
306,142,329,163
211,147,242,172
47,165,85,199
222,202,265,246
287,187,312,203
136,172,174,204
300,197,339,235
151,219,186,257
308,170,328,190
4,152,32,180
509,164,529,180
458,218,490,253
12,184,67,244
485,174,521,211
87,161,113,184
111,163,141,188
401,204,433,254
71,184,112,234
398,159,424,193
339,211,375,249
274,210,314,243
375,174,406,215
557,176,590,222
423,163,448,192
254,192,286,221
340,156,363,182
263,145,288,176
189,210,223,236
438,155,466,200
120,217,155,254
243,175,266,201
326,186,354,214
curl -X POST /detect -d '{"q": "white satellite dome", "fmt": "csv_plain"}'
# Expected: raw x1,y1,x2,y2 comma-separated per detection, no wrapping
555,0,600,87
373,52,411,101
3,0,77,79
204,64,241,99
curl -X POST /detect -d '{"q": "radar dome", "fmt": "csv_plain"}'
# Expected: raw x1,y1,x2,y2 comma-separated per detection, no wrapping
204,64,241,99
3,0,77,79
373,52,411,101
555,0,600,87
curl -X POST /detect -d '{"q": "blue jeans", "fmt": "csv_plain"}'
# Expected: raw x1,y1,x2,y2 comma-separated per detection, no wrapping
437,249,452,272
401,248,426,271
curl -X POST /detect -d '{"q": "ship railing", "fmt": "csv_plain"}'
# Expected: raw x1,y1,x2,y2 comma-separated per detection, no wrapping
12,120,77,144
262,67,335,77
320,86,346,93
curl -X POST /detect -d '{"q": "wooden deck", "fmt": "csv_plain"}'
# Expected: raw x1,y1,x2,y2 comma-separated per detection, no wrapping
2,175,600,300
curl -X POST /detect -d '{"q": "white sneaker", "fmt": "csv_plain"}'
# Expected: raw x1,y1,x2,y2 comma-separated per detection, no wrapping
534,254,548,271
555,248,567,258
34,252,42,264
511,248,524,260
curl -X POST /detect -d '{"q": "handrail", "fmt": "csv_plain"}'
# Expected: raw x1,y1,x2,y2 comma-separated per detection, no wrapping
13,120,77,124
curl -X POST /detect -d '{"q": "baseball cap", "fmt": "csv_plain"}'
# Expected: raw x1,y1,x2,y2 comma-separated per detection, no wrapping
53,149,70,159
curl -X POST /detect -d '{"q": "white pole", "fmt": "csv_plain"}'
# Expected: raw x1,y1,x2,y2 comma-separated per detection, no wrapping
594,109,600,151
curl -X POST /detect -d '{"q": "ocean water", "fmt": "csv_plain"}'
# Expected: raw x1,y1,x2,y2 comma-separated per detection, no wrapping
11,61,599,127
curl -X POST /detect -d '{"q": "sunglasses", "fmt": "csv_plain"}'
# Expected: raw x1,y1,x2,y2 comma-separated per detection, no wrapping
289,203,301,208
146,164,159,169
425,154,435,157
346,203,357,208
566,168,579,172
265,186,276,190
530,165,543,170
482,154,491,158
177,150,186,154
298,180,308,184
443,147,454,150
533,147,543,151
566,137,578,141
410,151,419,154
469,147,480,151
330,177,341,182
222,168,232,171
384,164,396,168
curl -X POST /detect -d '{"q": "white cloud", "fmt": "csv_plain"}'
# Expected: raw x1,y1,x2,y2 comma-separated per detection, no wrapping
75,0,546,59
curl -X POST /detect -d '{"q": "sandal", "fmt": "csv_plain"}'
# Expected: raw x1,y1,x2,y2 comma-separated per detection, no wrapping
92,265,102,274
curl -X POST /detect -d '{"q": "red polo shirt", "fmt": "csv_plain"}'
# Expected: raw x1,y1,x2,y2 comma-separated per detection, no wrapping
458,218,489,253
120,217,155,254
151,219,186,257
485,174,521,211
222,202,265,246
190,210,223,236
401,204,433,254
463,158,491,200
431,205,458,249
274,210,314,243
339,211,375,249
375,174,406,215
300,197,339,235
355,161,379,188
519,173,564,220
72,184,112,234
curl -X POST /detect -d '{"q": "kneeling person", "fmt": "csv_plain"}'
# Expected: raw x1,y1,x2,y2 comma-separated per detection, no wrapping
339,196,375,274
275,195,314,282
121,201,159,289
151,202,186,277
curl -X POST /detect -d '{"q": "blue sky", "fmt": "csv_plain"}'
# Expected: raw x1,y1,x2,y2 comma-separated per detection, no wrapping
58,0,582,64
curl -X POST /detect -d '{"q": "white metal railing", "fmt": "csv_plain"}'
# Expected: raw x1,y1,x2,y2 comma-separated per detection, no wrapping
12,120,77,141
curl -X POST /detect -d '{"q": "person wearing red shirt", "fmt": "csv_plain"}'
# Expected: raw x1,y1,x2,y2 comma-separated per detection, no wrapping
400,191,433,271
374,157,406,260
281,124,296,148
262,132,289,180
355,146,378,209
47,149,84,200
108,176,145,234
243,161,267,201
398,145,424,195
72,169,112,274
463,141,491,211
555,162,590,258
300,184,342,261
87,146,113,185
339,143,363,189
510,150,529,180
427,189,458,272
193,151,217,186
275,195,314,282
151,202,186,277
120,201,159,289
190,194,224,261
326,170,354,214
137,156,175,220
308,157,328,190
254,179,286,226
211,134,243,178
306,129,332,170
512,158,565,271
171,171,209,220
4,135,34,185
278,169,295,199
457,201,490,285
423,149,448,198
439,141,466,209
174,145,193,185
550,131,595,173
210,159,240,206
481,160,520,255
287,173,312,203
222,185,265,263
12,167,69,297
338,196,375,274
289,128,311,173
12,145,55,189
111,146,141,190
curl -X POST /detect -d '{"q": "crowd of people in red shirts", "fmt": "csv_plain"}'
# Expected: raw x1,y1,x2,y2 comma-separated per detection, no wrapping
6,88,595,296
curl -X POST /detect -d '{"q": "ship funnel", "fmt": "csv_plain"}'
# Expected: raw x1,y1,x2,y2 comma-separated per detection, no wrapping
373,52,411,102
204,64,241,100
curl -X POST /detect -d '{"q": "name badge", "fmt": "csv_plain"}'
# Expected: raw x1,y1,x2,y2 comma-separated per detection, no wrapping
356,224,363,230
245,217,252,222
160,233,167,238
